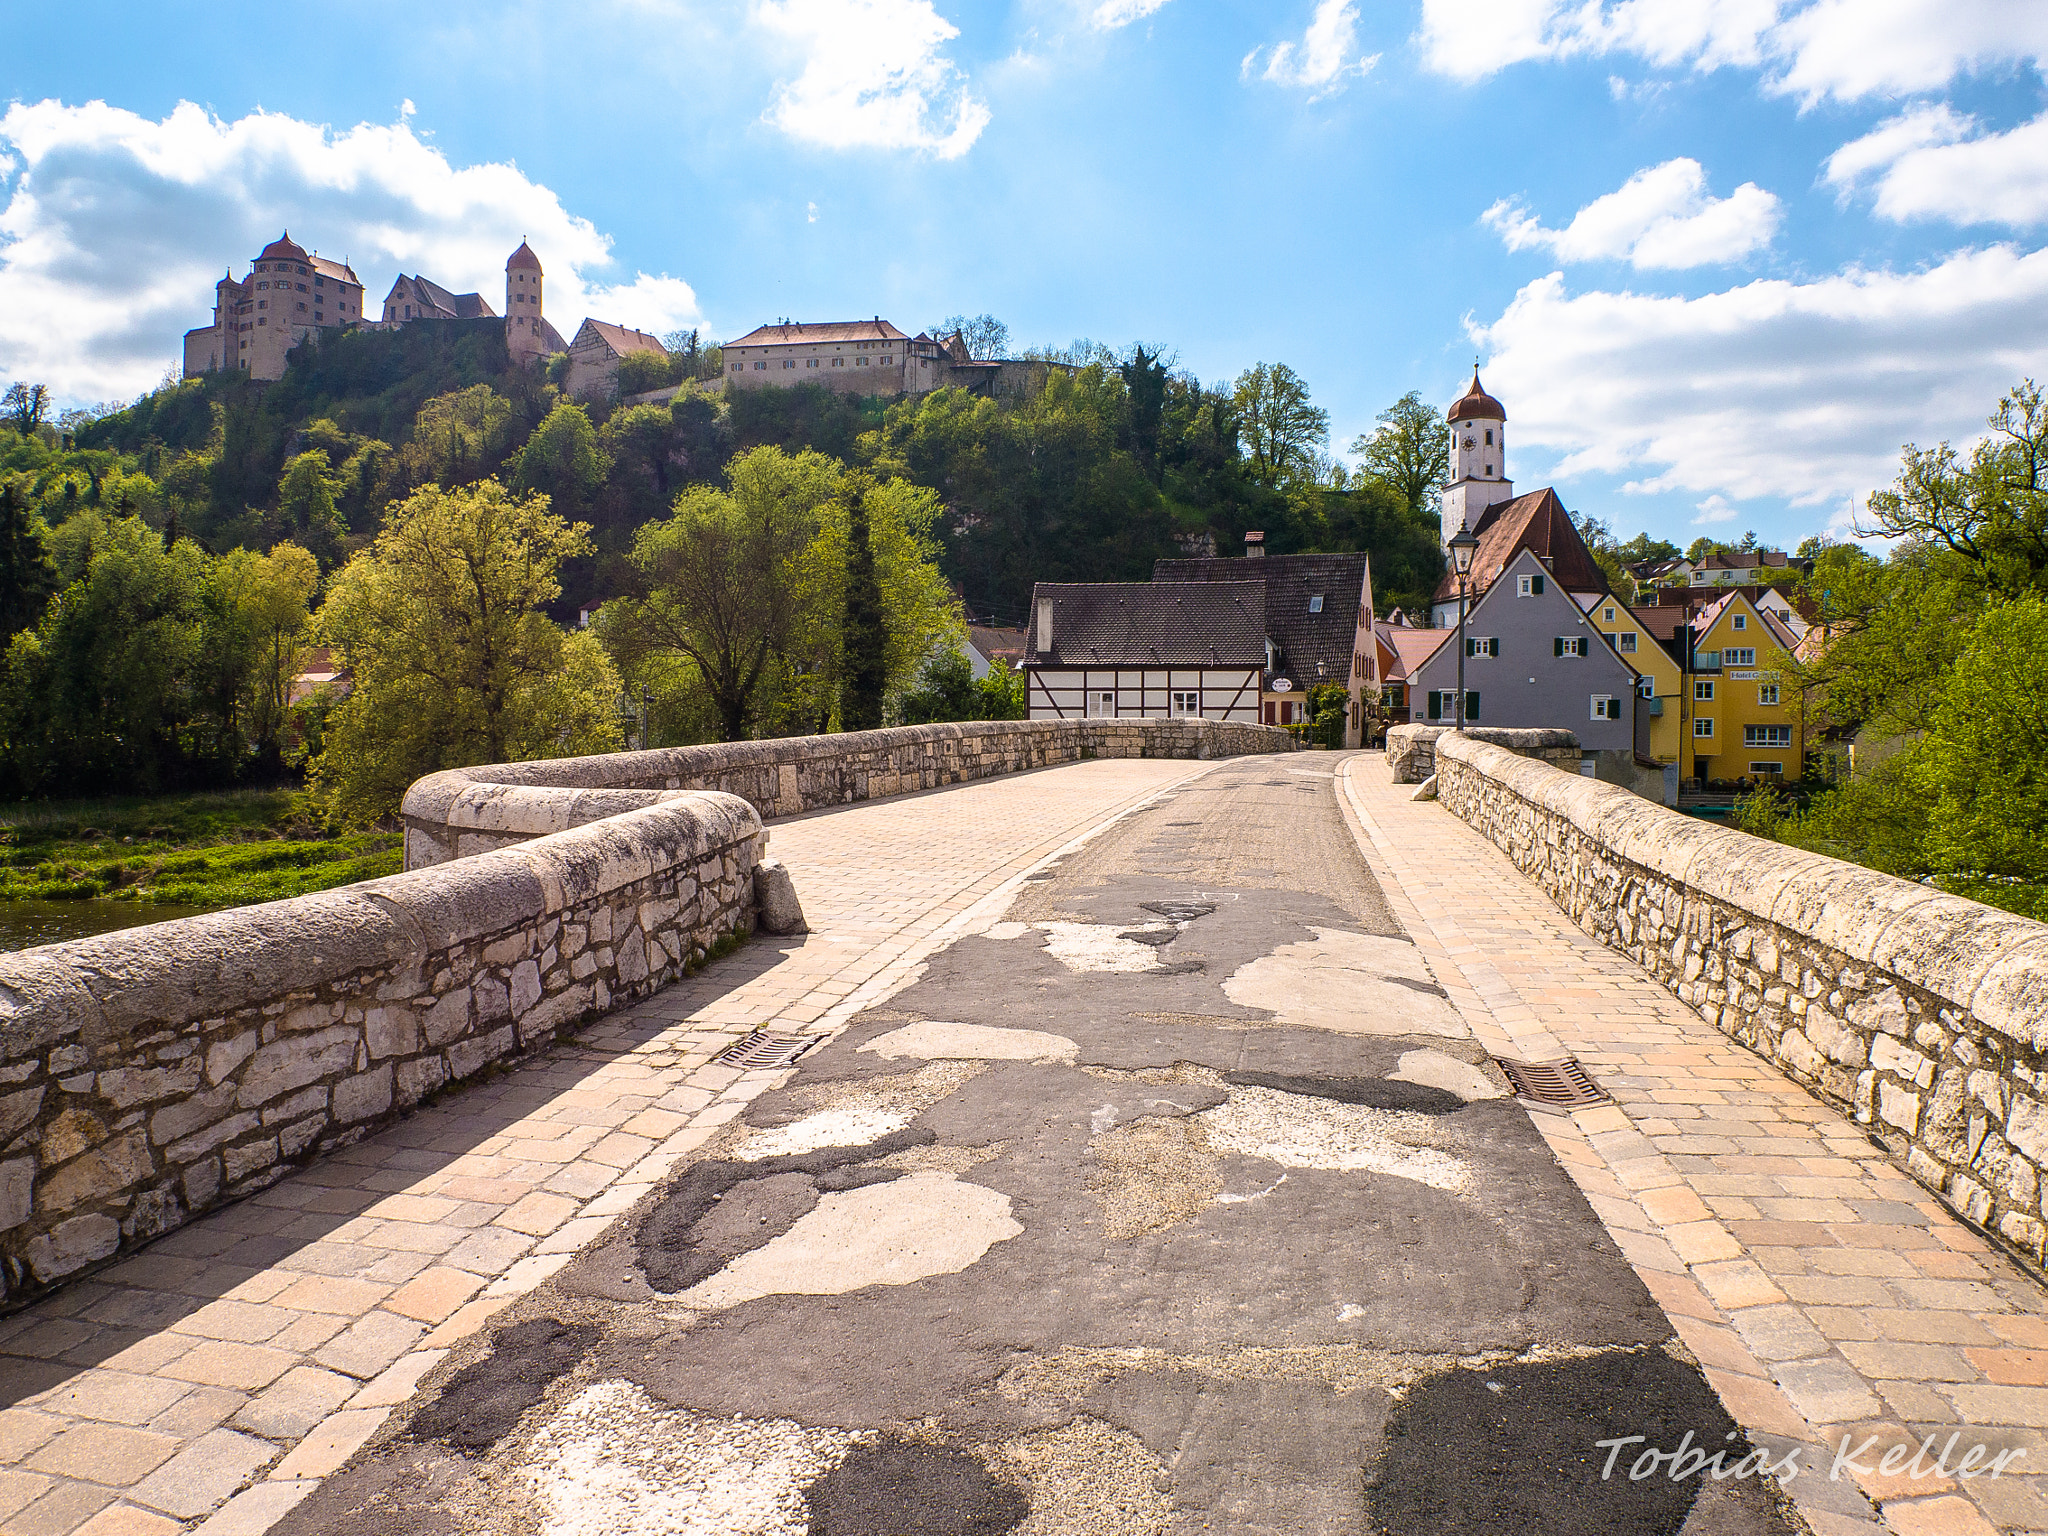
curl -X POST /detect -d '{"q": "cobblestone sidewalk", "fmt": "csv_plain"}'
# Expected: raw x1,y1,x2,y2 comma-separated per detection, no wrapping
0,758,1216,1536
1339,753,2048,1536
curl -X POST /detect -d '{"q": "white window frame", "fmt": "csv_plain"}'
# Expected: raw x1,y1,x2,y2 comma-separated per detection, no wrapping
1733,614,1747,631
1757,683,1779,706
1695,717,1715,739
1169,690,1199,718
1725,648,1757,666
1617,631,1637,653
1748,761,1785,775
1466,636,1498,658
1694,680,1714,701
1556,636,1587,658
1516,574,1545,597
1590,694,1621,721
1743,724,1793,747
1087,691,1115,719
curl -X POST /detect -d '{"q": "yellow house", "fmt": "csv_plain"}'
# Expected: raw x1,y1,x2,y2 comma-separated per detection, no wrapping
1687,590,1803,782
1587,596,1682,763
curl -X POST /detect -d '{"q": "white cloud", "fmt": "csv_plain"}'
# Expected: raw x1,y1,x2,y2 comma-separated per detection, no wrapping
754,0,988,159
1472,246,2048,508
1483,159,1780,269
1827,105,2048,228
1692,493,1740,524
1092,0,1172,27
1417,0,2048,104
0,100,702,405
1243,1,1379,94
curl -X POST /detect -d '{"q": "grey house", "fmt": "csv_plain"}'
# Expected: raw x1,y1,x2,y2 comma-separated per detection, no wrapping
1410,547,1647,770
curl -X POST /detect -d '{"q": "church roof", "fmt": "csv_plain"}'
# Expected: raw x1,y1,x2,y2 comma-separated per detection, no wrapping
258,232,308,262
1447,368,1506,424
506,240,543,272
1432,487,1609,605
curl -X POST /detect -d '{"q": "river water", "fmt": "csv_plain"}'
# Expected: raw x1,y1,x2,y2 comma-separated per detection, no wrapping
0,901,213,954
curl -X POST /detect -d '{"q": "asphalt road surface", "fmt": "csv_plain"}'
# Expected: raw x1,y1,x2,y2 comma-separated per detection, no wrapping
277,757,1803,1536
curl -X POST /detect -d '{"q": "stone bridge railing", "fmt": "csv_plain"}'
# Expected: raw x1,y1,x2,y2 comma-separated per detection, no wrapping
0,719,1291,1310
400,718,1294,868
1435,732,2048,1276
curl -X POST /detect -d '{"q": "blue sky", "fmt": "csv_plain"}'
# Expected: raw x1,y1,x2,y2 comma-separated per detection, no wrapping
4,0,2047,551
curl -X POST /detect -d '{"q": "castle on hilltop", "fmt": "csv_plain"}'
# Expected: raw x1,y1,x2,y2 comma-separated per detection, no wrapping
183,233,365,381
184,236,568,382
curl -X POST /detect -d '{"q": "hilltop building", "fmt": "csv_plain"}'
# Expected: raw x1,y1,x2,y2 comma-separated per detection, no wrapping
565,319,667,400
185,237,570,383
182,233,364,381
380,241,567,366
724,320,1068,401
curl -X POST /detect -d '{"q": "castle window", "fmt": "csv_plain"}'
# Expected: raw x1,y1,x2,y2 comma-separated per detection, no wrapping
315,275,325,286
1484,430,1493,445
1484,464,1493,476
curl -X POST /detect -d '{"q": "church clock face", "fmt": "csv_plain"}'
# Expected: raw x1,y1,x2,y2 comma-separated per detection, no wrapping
1463,436,1475,449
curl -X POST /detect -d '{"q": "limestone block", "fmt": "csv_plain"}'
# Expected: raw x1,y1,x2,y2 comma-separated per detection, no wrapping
396,1057,446,1105
1871,1033,1935,1088
474,975,510,1025
2007,1095,2048,1165
183,1159,220,1210
1777,1030,1824,1077
166,1112,260,1163
0,1157,32,1230
97,1059,203,1109
277,1117,322,1160
1410,774,1438,802
25,1212,120,1281
1952,1173,1993,1226
149,1086,238,1148
754,858,808,935
0,1084,49,1147
1922,1068,1973,1164
421,989,473,1048
39,1129,152,1213
223,1137,278,1184
447,1026,515,1081
509,960,542,1018
261,1086,328,1127
238,1027,357,1108
2001,1211,2048,1261
40,1108,106,1164
1879,1080,1921,1135
365,1006,420,1059
616,929,650,986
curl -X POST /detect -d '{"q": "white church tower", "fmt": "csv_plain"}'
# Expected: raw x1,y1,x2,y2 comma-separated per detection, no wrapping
1440,369,1514,544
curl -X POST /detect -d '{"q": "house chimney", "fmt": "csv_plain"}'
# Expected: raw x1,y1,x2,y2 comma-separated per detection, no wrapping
1036,595,1055,655
1245,530,1266,558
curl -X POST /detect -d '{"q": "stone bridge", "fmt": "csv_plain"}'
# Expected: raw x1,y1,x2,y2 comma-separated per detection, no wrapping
0,721,2043,1536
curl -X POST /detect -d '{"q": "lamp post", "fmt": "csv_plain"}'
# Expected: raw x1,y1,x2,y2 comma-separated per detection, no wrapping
1448,527,1479,731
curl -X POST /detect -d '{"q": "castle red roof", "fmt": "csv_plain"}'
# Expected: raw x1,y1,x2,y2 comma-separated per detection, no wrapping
258,232,308,262
507,241,543,272
1447,369,1505,424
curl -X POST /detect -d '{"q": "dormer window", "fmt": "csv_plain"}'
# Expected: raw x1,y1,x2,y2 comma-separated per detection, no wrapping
1308,595,1324,613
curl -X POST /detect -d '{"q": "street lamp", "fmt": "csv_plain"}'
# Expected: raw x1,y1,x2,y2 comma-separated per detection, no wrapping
1448,526,1479,731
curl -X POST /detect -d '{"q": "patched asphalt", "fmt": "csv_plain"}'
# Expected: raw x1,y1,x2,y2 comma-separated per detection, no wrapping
275,756,1804,1536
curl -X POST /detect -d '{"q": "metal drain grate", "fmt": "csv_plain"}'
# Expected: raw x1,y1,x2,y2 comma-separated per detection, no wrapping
1492,1056,1608,1109
715,1030,819,1071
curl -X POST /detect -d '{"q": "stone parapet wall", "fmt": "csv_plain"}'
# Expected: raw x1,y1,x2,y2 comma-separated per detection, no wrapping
402,719,1296,868
1434,733,2048,1273
0,794,761,1311
1386,723,1579,784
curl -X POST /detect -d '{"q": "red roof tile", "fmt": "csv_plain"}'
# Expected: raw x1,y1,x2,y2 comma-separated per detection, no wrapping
1432,487,1608,605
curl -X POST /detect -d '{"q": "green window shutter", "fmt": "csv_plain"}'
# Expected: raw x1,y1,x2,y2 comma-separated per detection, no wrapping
1554,637,1565,657
1467,690,1480,720
1532,574,1545,595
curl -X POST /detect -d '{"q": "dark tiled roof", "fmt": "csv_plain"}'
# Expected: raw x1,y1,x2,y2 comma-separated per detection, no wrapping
1153,551,1368,685
1025,582,1266,668
1433,487,1609,604
389,275,495,320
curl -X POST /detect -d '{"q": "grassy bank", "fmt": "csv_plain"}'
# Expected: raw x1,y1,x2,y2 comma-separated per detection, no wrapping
0,789,403,911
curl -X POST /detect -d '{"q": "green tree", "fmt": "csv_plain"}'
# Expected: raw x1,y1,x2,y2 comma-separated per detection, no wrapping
513,401,609,521
275,451,348,565
1919,595,2048,915
397,385,518,492
932,314,1010,359
1350,391,1449,520
210,542,321,773
1231,363,1328,489
840,474,888,732
0,483,57,640
312,480,620,818
3,383,50,438
603,448,837,741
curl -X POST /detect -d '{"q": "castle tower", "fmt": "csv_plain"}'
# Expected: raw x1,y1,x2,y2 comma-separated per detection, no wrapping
1440,368,1514,545
505,241,545,364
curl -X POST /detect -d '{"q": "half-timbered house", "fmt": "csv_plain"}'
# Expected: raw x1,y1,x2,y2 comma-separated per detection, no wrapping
1023,582,1265,723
